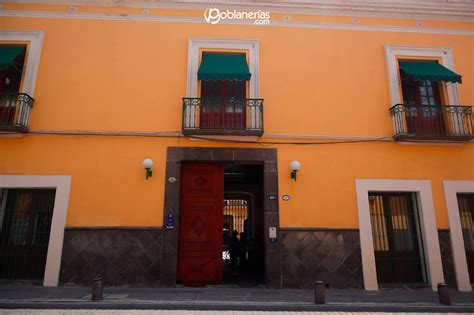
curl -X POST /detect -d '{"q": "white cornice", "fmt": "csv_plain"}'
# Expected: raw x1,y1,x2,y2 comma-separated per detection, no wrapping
1,10,473,35
1,0,474,22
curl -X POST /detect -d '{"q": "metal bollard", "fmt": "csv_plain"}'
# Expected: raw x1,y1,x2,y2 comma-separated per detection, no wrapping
91,277,103,301
437,282,451,305
314,281,325,304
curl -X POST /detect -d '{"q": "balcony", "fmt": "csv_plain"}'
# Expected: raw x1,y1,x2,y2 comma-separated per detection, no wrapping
0,93,34,133
390,104,473,141
182,98,264,136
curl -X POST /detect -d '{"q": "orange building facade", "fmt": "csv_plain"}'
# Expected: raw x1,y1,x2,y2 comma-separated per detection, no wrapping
0,0,473,291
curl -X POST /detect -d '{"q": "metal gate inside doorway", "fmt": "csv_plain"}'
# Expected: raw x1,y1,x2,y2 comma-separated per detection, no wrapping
0,189,55,280
222,193,252,262
369,192,427,284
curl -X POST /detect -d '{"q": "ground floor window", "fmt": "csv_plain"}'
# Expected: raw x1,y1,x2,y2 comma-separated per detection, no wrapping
369,192,427,284
0,188,55,280
457,193,474,284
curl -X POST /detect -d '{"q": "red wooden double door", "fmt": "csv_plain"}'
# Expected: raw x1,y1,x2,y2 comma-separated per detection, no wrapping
178,163,224,286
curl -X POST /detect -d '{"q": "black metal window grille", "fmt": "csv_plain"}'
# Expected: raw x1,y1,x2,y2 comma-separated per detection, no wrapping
0,93,34,132
224,198,249,234
182,98,264,135
457,193,474,283
222,194,252,262
369,192,427,284
390,104,473,140
0,189,56,280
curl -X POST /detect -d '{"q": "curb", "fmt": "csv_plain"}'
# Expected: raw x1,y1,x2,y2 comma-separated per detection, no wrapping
1,300,474,312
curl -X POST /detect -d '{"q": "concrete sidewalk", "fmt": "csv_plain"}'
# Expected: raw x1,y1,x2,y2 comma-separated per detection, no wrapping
0,286,473,312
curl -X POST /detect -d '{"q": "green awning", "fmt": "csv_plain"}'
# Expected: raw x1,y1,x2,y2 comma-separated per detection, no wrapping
0,45,26,71
198,52,251,81
399,60,462,84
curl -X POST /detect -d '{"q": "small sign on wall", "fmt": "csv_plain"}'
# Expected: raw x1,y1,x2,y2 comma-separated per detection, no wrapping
269,227,277,242
166,213,174,229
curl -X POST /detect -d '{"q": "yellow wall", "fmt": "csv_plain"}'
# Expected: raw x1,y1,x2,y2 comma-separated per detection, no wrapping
1,4,473,229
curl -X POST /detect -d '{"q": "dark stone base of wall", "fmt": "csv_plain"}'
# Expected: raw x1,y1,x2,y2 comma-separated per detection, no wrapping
60,227,162,286
281,228,363,289
438,229,457,289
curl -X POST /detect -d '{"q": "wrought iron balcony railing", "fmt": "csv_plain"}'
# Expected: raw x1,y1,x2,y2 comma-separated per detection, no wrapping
390,104,473,141
182,98,264,136
0,92,34,132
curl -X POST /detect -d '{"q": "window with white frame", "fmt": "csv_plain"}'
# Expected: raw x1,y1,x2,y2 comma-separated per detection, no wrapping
0,31,43,132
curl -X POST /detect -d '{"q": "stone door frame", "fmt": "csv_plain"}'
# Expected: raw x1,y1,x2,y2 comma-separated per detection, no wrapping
160,147,281,288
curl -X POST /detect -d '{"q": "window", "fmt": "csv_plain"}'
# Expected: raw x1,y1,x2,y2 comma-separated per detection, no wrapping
443,180,474,291
0,31,43,132
183,39,262,135
399,60,447,135
385,46,461,106
0,45,27,126
386,46,471,140
457,193,474,284
369,192,426,284
198,52,250,130
356,179,443,290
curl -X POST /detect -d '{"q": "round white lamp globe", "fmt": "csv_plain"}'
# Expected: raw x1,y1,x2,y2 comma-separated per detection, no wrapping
290,160,301,171
143,159,154,169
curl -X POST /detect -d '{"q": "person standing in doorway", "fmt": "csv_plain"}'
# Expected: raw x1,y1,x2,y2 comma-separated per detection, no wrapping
239,232,248,272
229,230,240,275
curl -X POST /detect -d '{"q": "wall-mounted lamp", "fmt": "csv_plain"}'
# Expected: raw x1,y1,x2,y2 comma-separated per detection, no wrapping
143,159,154,180
290,160,301,181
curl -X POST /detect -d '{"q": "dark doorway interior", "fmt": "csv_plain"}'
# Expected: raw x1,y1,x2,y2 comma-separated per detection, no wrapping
223,163,264,286
0,189,55,281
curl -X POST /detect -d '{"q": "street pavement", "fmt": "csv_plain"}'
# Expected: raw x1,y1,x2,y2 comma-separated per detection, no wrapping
0,286,473,312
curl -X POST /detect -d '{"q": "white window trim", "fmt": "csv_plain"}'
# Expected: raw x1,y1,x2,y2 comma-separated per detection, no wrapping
0,175,71,287
443,180,474,291
355,179,444,291
0,30,44,97
186,38,259,98
384,45,461,107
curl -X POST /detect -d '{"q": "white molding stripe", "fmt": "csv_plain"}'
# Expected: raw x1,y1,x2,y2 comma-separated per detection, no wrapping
0,30,44,97
0,175,71,287
1,10,473,36
3,0,474,22
355,179,444,291
443,180,474,291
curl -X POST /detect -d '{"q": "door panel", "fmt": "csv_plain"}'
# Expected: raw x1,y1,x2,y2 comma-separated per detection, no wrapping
401,77,446,135
200,80,246,130
178,163,224,286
